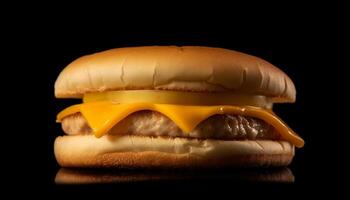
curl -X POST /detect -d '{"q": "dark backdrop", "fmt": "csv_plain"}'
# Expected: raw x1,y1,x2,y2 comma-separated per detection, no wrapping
8,8,346,197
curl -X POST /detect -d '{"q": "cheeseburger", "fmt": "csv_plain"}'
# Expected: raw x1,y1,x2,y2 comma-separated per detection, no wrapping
54,46,304,168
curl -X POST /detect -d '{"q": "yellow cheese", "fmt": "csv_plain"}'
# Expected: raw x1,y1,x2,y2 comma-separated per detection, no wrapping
83,90,273,109
57,102,304,148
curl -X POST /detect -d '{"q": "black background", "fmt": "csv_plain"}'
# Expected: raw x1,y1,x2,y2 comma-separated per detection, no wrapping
6,4,348,198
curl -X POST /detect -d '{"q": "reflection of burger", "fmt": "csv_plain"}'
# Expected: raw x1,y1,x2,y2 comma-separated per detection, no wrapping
55,46,304,168
55,168,295,184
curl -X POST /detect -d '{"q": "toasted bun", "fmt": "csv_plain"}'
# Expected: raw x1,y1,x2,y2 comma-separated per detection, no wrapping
54,135,294,168
55,46,295,102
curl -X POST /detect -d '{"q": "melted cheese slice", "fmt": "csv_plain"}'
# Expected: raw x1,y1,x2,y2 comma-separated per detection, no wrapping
57,102,304,148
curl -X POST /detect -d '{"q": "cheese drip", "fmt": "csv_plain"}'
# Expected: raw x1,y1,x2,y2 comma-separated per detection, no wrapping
57,102,304,148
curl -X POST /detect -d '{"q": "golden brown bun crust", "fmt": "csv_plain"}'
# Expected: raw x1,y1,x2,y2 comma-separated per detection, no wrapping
54,135,294,168
55,46,295,102
56,151,293,169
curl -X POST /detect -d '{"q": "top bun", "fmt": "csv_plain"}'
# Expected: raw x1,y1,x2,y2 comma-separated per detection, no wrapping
55,46,295,102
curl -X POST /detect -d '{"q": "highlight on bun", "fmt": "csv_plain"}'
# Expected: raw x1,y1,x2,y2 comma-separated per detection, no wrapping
55,46,296,102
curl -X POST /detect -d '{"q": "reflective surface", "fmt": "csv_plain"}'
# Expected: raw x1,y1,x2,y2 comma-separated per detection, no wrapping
55,167,294,184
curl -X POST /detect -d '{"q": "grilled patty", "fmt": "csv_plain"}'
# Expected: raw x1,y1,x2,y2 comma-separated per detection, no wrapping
61,111,280,140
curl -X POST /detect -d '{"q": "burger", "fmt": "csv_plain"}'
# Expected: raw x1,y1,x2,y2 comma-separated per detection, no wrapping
54,46,304,168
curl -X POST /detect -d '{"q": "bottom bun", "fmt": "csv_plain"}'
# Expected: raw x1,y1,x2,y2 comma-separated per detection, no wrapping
54,135,294,168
